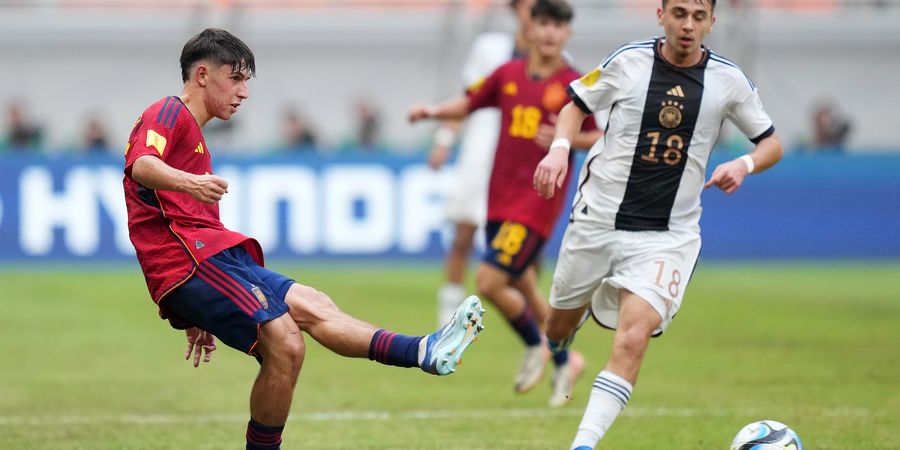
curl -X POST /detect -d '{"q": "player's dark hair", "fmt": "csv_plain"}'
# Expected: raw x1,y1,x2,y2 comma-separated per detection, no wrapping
662,0,716,9
531,0,573,23
180,28,256,83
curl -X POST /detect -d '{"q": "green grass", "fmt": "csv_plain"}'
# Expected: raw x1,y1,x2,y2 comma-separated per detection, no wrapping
1,262,898,449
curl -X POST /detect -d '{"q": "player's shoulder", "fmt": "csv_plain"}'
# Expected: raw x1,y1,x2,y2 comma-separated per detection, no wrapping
143,95,189,131
600,37,657,68
496,57,527,75
706,49,757,90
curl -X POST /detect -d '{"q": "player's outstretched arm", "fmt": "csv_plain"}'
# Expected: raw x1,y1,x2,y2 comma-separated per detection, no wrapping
704,132,783,195
533,102,589,199
131,155,229,204
184,327,217,367
408,97,471,123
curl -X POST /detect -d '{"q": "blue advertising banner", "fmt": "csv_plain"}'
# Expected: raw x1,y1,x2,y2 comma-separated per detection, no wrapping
0,153,898,262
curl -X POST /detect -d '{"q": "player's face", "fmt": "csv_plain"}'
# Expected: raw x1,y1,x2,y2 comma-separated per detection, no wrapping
657,0,715,60
529,17,571,59
205,63,250,121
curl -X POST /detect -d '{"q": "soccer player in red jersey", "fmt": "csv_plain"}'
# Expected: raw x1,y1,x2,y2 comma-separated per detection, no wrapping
409,0,601,407
123,28,484,450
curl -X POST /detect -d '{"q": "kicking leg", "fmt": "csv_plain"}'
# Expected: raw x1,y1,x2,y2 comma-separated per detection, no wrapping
285,283,483,376
571,289,660,450
247,313,305,450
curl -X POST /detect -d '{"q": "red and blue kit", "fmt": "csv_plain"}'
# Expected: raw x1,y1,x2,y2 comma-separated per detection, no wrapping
123,96,267,320
466,59,597,275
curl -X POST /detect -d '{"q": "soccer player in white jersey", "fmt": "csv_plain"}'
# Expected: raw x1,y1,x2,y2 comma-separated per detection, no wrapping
429,0,534,326
532,0,783,448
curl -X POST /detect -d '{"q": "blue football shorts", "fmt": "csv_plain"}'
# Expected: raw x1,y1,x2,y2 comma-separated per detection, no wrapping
482,220,545,278
160,246,293,357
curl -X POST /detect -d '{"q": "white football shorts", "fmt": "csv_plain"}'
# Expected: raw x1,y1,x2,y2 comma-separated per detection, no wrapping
444,109,498,225
549,220,701,335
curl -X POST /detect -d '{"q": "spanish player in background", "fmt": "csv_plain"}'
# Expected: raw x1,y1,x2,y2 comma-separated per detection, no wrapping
533,0,784,448
428,0,533,327
410,0,602,407
122,28,484,450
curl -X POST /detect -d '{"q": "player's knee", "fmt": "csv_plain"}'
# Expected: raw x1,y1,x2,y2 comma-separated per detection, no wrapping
475,267,503,298
285,284,339,327
615,325,652,356
451,232,475,253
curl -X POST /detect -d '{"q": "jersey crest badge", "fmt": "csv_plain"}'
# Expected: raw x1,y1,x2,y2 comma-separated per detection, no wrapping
579,69,601,87
542,82,568,112
251,285,269,309
659,100,684,129
503,81,518,96
146,129,167,156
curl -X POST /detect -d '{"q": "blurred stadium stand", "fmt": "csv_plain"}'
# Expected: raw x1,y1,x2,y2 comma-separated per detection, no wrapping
1,0,899,153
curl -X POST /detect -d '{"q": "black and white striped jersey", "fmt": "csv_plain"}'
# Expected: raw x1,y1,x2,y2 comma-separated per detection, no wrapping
568,37,775,232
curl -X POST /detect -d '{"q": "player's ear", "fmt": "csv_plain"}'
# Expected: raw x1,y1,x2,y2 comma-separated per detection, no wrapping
657,7,664,25
196,64,209,87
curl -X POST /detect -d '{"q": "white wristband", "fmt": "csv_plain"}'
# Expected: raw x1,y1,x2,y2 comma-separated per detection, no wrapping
434,127,456,147
739,154,755,174
550,138,571,151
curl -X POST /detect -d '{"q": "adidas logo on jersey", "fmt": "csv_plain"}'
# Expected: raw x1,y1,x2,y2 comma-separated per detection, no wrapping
194,142,205,154
666,85,685,97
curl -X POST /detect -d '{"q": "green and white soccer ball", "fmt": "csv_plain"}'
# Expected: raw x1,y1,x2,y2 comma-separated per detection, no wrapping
730,420,804,450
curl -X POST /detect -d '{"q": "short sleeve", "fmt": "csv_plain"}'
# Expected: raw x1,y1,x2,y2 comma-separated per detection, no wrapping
465,65,504,111
124,99,183,177
567,56,623,115
727,80,775,144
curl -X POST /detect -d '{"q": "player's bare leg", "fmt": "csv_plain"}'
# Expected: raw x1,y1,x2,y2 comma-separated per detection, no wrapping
511,265,550,326
476,262,548,392
285,283,376,357
285,283,484,376
247,313,306,449
571,290,660,449
438,222,478,324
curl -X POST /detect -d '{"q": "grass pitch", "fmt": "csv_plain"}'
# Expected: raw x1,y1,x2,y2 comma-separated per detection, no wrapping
1,262,898,449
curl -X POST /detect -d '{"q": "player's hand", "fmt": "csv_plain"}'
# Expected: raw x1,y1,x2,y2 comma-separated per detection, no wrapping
185,327,217,367
533,147,569,199
704,158,749,195
428,144,452,170
185,173,229,204
408,104,434,123
534,124,555,150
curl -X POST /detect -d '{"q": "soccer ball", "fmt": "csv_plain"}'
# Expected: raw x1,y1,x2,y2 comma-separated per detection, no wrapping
730,420,804,450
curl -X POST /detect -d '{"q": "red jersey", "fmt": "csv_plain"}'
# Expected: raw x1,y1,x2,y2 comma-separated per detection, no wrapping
123,96,262,305
466,58,597,237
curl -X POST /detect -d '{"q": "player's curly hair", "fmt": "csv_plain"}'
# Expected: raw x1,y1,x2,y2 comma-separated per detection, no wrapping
531,0,573,23
180,28,256,83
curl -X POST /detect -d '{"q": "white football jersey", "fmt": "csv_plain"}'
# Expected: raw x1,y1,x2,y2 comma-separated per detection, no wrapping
445,32,519,224
568,37,774,233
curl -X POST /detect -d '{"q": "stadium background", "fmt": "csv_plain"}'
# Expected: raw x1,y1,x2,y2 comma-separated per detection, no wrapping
1,1,898,449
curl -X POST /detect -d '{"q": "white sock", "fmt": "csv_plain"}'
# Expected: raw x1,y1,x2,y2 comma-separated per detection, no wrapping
417,337,428,366
437,283,465,325
571,370,633,449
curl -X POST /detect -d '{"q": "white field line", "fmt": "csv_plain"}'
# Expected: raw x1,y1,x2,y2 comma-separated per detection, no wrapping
0,406,875,426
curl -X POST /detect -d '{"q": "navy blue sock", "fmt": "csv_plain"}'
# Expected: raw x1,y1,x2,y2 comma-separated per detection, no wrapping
509,308,542,347
368,329,423,368
246,418,283,450
552,348,569,366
